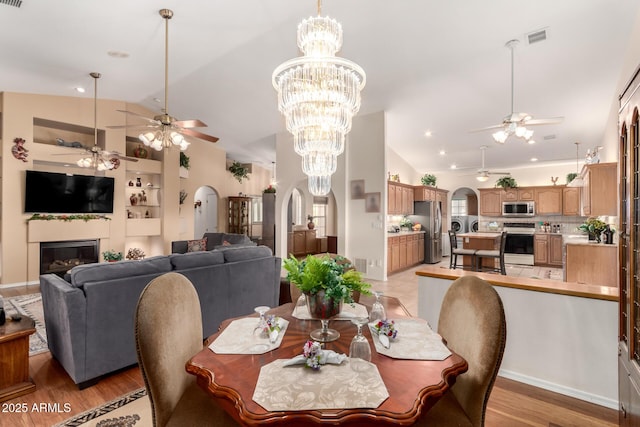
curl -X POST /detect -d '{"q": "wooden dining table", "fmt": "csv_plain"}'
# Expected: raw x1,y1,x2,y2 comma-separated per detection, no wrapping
186,296,468,426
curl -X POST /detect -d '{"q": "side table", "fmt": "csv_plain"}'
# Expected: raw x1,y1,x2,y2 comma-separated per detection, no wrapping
0,316,36,402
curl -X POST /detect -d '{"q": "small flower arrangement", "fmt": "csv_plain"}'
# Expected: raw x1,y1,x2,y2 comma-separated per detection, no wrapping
303,340,322,370
126,248,146,260
263,185,276,194
373,319,398,340
262,315,281,335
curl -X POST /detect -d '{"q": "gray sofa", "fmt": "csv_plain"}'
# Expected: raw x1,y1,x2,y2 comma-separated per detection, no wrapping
171,232,256,254
40,245,280,388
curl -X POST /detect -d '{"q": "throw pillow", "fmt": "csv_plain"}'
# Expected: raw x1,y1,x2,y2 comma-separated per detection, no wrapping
187,237,208,252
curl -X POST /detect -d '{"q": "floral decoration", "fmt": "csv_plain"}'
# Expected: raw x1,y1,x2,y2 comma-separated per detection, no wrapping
373,319,398,340
263,185,276,193
126,248,146,260
27,214,111,222
303,340,322,370
262,315,281,335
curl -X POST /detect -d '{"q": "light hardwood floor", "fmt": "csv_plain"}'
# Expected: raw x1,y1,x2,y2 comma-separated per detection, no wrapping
1,267,617,426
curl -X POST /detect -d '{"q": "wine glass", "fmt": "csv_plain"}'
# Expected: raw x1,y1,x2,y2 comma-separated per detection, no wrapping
294,293,307,316
253,306,270,337
369,291,386,323
349,317,372,371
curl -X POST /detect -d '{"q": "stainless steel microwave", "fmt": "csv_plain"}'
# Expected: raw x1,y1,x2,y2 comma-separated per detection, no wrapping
502,201,535,217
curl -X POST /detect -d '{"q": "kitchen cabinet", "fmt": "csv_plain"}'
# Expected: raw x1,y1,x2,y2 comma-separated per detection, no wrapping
518,188,535,201
389,237,400,273
562,187,580,216
418,234,425,262
414,185,435,202
479,189,503,216
399,235,408,269
436,189,448,219
565,243,616,286
535,187,563,215
534,234,548,265
387,232,425,274
388,182,414,215
288,230,317,257
549,235,563,266
503,188,518,201
579,162,617,216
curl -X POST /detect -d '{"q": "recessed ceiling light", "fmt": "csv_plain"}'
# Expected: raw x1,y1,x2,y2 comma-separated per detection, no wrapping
531,157,538,162
75,87,86,93
450,164,457,169
107,50,130,58
153,98,162,103
424,130,432,137
439,150,446,155
527,139,536,145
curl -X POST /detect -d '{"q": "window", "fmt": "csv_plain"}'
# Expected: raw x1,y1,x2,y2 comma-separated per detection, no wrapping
251,197,262,223
451,199,467,216
312,196,328,237
291,189,303,225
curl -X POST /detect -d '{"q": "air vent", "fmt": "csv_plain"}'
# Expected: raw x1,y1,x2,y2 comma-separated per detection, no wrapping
354,258,367,273
543,134,557,141
1,0,22,7
527,29,547,45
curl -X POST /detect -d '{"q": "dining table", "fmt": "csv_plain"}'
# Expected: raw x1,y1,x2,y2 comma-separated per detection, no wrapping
186,295,468,426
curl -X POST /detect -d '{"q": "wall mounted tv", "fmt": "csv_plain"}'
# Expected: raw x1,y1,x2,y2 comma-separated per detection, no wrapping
25,170,115,214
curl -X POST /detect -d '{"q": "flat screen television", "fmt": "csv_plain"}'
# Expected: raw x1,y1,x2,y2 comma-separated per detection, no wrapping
25,170,115,214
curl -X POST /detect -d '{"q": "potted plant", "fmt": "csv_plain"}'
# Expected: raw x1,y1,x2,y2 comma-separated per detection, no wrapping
495,176,517,189
228,161,250,183
421,173,437,187
578,217,608,243
179,152,190,178
283,254,371,340
102,250,123,262
263,185,276,194
126,248,146,260
566,172,578,184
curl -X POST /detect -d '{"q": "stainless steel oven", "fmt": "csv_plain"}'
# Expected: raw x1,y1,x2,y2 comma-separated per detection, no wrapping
503,222,535,265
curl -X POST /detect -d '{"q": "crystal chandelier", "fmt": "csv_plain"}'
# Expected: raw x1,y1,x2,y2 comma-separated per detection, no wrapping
272,1,366,195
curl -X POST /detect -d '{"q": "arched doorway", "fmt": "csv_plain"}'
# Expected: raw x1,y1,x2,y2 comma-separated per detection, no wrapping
194,186,218,238
451,187,479,232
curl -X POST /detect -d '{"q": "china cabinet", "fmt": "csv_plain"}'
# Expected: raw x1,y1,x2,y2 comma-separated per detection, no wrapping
228,196,251,235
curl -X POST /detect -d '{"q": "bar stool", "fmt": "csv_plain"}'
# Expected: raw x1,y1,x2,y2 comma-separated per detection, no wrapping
475,231,507,275
448,230,477,270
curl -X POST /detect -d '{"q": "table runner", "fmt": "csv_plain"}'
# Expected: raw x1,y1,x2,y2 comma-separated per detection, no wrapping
370,318,452,360
292,302,369,320
209,317,289,354
252,359,389,411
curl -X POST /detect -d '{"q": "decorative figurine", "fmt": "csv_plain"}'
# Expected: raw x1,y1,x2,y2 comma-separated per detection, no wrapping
136,177,142,187
128,180,134,187
11,137,29,162
551,177,558,186
130,194,138,206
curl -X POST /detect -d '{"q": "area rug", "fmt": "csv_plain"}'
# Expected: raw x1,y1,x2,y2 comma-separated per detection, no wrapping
2,293,48,355
54,388,151,427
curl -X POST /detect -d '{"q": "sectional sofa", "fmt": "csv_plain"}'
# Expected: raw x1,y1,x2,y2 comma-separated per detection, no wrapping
40,244,281,388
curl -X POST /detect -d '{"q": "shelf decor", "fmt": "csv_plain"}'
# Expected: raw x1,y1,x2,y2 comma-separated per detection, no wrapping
12,137,29,162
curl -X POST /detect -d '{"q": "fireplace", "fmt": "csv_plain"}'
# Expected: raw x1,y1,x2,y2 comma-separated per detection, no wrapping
40,240,99,277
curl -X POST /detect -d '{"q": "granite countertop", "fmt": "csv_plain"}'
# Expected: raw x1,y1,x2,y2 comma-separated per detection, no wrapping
565,241,618,247
457,232,502,239
387,230,426,236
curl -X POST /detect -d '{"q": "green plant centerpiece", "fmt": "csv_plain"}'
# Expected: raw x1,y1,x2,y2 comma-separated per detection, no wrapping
579,217,607,243
102,250,123,262
495,176,517,189
228,161,250,183
421,173,437,187
283,254,371,342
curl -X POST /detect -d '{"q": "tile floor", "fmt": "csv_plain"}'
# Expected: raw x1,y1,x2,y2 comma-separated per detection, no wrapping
368,258,563,317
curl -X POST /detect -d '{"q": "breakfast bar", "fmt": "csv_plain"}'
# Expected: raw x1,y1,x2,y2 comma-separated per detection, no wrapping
456,232,502,269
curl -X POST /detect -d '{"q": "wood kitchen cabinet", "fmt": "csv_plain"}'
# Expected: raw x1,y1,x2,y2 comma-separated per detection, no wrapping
479,189,503,216
436,189,448,219
562,187,580,216
518,188,535,201
414,185,435,202
288,230,317,257
534,234,548,265
565,243,616,286
503,188,518,201
387,232,425,274
535,187,563,215
579,162,617,216
388,182,414,215
389,236,400,273
549,235,563,266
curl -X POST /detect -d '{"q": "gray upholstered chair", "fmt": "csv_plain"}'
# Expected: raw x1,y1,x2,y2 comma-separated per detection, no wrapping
135,272,238,427
449,230,477,270
415,275,506,427
475,231,508,275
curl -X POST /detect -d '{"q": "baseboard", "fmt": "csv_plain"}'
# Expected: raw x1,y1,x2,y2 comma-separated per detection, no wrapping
0,280,40,289
498,369,618,410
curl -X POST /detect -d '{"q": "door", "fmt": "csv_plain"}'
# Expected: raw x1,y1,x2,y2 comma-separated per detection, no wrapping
194,186,218,238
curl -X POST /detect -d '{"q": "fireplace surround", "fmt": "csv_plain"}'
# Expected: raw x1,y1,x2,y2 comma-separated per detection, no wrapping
40,240,99,277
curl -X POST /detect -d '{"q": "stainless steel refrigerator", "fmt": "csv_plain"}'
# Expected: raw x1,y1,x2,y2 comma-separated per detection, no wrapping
410,200,442,264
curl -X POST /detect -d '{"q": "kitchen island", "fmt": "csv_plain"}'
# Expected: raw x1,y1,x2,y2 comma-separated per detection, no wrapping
457,232,502,270
565,241,617,287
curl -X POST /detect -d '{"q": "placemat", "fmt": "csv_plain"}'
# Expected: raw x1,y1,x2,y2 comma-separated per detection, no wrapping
252,358,389,411
292,302,369,320
209,317,288,354
370,318,452,360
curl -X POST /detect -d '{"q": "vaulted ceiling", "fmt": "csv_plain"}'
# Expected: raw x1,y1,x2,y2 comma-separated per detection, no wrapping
1,1,638,174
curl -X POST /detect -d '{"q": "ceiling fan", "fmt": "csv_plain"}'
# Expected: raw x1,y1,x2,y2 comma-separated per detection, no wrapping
471,39,563,144
107,8,219,150
56,72,138,170
475,145,510,182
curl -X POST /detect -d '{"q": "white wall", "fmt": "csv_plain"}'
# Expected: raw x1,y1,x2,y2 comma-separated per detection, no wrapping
387,146,422,185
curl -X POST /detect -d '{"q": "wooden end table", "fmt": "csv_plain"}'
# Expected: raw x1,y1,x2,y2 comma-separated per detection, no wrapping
0,316,36,402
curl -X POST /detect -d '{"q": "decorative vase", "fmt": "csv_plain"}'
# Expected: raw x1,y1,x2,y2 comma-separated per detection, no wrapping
133,144,148,159
136,177,142,187
305,290,342,342
308,221,315,230
130,194,138,206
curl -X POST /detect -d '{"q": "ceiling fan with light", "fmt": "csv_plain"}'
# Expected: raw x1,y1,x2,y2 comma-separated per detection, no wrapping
471,39,563,144
56,72,138,171
107,8,219,151
475,145,510,182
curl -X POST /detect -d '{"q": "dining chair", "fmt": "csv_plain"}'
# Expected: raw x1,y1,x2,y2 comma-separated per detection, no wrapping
415,275,507,427
475,231,507,275
135,272,238,427
448,230,477,270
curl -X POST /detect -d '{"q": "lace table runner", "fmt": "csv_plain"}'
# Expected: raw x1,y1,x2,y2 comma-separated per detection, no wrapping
209,317,288,354
252,359,389,411
292,302,369,320
370,318,452,360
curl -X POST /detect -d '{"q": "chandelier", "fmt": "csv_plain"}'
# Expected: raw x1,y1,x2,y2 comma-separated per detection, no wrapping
272,0,366,195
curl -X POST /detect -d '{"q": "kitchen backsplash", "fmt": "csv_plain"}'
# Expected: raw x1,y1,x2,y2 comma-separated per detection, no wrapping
476,214,617,234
